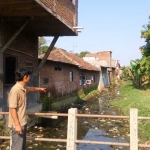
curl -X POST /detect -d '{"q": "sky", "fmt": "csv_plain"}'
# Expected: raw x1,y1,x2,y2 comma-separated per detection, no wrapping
45,0,150,66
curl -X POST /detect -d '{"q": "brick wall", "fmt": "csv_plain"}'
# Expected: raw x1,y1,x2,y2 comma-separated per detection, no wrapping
110,68,116,80
40,61,99,97
86,51,112,61
40,61,79,96
96,51,112,61
40,0,78,27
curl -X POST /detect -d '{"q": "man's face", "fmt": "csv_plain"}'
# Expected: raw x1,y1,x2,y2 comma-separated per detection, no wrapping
23,75,30,84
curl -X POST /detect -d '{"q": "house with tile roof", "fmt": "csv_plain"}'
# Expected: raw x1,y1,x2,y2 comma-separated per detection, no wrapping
38,49,100,97
0,0,78,115
83,51,121,90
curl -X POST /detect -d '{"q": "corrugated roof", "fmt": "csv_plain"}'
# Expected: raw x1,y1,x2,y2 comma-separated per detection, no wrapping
38,49,100,71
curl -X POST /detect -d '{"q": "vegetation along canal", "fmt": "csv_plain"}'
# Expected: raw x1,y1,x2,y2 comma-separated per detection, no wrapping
0,87,130,150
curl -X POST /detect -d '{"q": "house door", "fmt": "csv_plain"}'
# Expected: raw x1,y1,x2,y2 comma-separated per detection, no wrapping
102,68,108,87
4,55,17,85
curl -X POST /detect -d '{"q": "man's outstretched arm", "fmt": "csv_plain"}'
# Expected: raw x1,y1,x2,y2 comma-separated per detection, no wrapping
27,87,46,93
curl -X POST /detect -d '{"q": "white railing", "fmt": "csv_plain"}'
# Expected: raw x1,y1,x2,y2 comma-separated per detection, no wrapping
0,108,150,150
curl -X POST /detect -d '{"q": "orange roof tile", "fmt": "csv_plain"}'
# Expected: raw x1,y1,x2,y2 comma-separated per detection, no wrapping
38,49,100,71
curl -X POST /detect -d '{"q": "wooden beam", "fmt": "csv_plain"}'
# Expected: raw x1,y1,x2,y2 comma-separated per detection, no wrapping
1,18,31,53
35,35,59,74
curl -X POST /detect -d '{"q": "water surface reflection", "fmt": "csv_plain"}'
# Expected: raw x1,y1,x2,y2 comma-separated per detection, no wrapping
26,89,130,150
76,90,129,150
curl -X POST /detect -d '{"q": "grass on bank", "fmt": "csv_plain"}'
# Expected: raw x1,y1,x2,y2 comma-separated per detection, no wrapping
42,87,99,111
79,89,98,100
110,81,150,142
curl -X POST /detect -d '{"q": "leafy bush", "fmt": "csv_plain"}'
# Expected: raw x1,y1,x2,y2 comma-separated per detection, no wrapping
42,95,54,111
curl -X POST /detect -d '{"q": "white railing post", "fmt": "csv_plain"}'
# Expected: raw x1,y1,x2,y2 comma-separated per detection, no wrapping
67,108,77,150
130,108,138,150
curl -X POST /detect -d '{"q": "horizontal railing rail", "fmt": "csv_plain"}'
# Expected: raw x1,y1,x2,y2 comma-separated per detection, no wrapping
1,111,150,120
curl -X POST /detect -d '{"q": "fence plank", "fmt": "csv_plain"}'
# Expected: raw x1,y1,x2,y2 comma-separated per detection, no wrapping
130,108,138,150
67,108,77,150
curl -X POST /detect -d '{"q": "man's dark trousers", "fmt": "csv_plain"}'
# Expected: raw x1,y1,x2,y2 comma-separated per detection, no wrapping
10,124,27,150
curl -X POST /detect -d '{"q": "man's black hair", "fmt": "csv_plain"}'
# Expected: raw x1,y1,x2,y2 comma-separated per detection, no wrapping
15,68,32,81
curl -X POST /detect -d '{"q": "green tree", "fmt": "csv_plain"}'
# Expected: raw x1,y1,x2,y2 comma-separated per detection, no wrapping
124,18,150,87
39,46,57,54
78,51,90,58
39,45,48,54
121,66,133,81
140,21,150,57
38,37,57,54
38,36,46,47
124,57,150,87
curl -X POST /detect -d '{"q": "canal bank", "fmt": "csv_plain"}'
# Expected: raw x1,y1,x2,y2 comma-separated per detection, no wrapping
110,82,150,144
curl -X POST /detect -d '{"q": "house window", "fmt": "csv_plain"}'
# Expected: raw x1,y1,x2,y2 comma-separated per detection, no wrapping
80,75,86,85
90,75,95,82
4,55,17,85
90,76,94,81
69,72,73,82
43,78,49,84
54,63,62,71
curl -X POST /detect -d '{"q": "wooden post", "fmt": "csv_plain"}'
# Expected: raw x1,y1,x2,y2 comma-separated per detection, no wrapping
67,108,77,150
1,18,31,53
35,35,59,75
130,108,138,150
